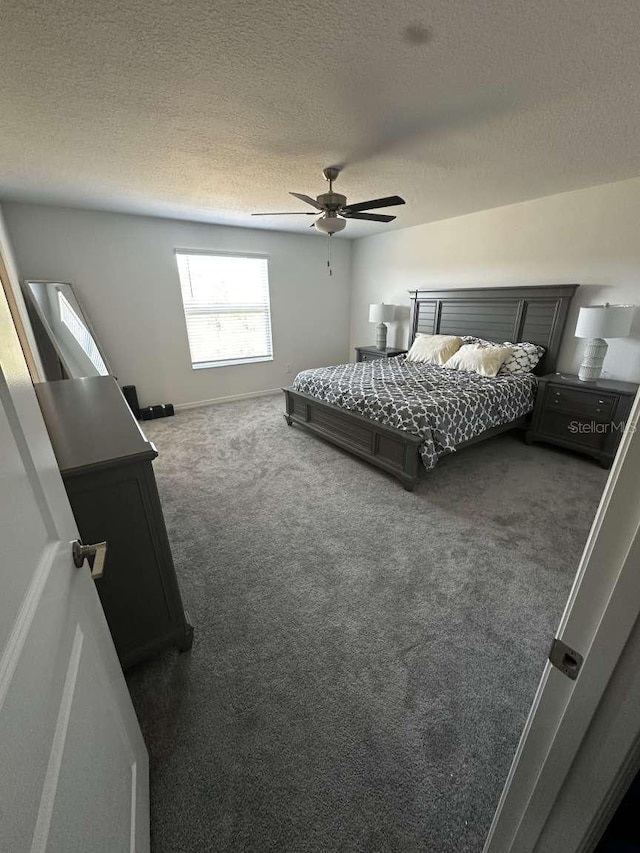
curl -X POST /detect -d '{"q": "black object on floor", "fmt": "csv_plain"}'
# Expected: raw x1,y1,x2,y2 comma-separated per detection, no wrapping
126,394,607,853
122,383,141,419
140,403,175,420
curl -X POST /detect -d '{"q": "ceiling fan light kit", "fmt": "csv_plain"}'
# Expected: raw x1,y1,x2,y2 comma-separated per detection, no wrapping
314,213,346,235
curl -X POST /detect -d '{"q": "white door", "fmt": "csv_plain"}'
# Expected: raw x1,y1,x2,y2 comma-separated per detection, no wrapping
484,388,640,852
0,280,149,851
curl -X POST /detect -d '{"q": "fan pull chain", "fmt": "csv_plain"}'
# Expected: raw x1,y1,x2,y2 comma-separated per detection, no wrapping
327,235,332,276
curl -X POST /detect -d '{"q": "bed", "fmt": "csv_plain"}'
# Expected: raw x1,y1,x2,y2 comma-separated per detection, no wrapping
283,284,578,490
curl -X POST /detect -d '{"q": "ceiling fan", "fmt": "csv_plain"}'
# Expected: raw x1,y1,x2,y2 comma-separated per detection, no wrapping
252,167,405,234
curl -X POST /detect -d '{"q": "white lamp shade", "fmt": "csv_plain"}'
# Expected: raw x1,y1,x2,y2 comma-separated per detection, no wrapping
575,304,635,339
368,303,394,323
314,215,346,235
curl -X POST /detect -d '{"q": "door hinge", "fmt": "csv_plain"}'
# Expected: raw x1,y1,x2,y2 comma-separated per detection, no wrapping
549,637,584,681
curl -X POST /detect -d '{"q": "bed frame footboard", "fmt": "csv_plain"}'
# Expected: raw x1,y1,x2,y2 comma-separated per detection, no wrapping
283,387,423,490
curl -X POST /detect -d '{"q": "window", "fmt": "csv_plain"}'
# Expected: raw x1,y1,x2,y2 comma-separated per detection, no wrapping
57,289,108,375
175,251,273,369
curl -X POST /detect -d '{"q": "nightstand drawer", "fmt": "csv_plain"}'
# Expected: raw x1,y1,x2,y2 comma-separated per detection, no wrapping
537,411,608,451
355,346,407,363
544,385,617,419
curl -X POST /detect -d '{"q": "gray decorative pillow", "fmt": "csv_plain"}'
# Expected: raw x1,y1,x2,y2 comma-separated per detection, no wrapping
460,335,495,347
500,341,545,375
460,336,544,375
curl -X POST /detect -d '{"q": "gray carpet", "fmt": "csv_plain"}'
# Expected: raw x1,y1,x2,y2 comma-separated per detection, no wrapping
126,393,607,853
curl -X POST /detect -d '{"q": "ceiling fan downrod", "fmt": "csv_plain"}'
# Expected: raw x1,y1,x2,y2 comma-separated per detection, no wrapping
323,165,341,193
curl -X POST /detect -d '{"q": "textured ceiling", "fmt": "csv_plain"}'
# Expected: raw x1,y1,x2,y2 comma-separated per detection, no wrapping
2,0,640,237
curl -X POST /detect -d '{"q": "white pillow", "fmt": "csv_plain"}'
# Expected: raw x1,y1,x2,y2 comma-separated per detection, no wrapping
405,334,461,365
444,343,514,377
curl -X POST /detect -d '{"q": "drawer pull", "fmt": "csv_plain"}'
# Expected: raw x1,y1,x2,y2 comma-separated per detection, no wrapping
598,400,605,404
596,408,602,413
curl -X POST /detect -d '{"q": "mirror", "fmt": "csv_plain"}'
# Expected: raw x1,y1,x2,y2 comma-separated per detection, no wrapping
22,281,112,381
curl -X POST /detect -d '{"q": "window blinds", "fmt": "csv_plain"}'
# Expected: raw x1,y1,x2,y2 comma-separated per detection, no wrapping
57,289,108,374
175,252,273,369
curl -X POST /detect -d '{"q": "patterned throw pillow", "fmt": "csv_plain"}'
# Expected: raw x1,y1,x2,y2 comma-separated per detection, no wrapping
460,336,544,375
500,342,545,375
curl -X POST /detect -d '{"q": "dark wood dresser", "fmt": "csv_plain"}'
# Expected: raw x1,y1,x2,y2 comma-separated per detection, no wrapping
355,345,407,362
526,373,638,468
35,376,193,669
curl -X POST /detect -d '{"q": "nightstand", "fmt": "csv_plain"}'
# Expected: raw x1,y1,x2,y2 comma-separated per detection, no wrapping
355,346,407,363
526,374,638,468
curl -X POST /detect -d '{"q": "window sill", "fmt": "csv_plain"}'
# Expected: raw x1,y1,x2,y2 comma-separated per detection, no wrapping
192,356,274,370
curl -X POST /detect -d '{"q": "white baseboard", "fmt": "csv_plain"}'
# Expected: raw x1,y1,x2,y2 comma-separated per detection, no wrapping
174,388,282,412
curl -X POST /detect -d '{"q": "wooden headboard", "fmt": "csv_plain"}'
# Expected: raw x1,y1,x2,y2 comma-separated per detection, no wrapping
408,284,578,375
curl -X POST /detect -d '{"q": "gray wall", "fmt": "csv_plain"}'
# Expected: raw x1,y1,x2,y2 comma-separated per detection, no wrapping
2,203,351,407
6,176,640,405
351,176,640,383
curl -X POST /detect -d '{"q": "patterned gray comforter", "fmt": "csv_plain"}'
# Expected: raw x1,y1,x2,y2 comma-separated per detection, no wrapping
292,357,537,470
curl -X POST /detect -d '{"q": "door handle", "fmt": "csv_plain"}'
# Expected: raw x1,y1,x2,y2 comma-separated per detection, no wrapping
72,540,107,580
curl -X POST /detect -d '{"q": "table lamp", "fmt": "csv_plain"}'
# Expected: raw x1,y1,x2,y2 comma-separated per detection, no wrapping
574,303,634,381
369,304,394,350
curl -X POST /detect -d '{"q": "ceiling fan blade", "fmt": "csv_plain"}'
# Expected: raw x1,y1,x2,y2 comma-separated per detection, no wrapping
252,212,317,216
342,195,405,214
343,212,396,222
289,192,323,210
